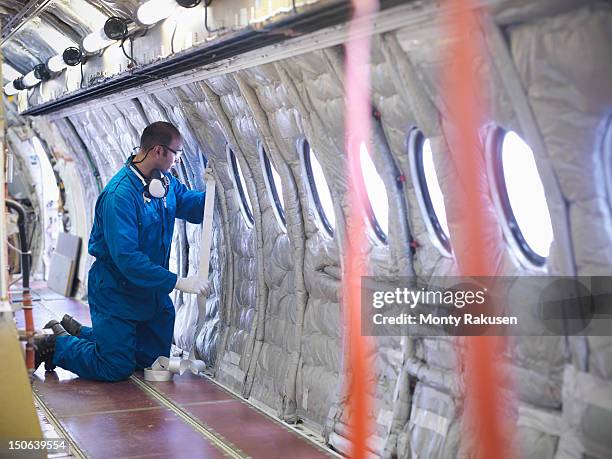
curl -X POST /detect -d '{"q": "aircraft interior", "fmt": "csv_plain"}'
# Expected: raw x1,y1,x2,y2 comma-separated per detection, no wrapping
0,0,611,457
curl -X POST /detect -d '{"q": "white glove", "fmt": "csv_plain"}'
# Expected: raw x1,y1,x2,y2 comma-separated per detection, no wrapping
175,276,210,295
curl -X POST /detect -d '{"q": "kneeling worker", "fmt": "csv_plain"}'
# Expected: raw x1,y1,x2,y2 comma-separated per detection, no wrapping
33,121,209,381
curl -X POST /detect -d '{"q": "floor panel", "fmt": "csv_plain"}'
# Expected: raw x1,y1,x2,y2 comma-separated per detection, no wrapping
34,369,158,417
15,285,333,458
61,408,225,458
186,401,331,459
138,371,233,405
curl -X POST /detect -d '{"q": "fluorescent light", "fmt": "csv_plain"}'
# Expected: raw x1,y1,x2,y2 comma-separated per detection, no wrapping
4,81,19,96
22,70,41,88
47,54,67,73
83,27,115,53
137,0,176,25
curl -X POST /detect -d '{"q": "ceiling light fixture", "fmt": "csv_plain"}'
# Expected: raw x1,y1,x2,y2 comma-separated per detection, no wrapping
46,46,83,73
13,77,26,91
33,63,51,82
136,0,176,26
47,54,67,73
82,28,115,54
82,17,129,54
136,0,202,26
177,0,202,7
64,47,84,66
104,16,129,40
4,80,19,96
22,70,41,88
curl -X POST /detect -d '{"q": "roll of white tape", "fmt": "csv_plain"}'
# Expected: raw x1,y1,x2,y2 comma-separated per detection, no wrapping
144,356,206,381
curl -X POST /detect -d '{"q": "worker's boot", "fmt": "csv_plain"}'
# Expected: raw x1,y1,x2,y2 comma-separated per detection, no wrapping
33,333,58,372
60,314,82,337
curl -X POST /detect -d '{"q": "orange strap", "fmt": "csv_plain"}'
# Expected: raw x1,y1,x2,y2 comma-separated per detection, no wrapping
343,1,379,457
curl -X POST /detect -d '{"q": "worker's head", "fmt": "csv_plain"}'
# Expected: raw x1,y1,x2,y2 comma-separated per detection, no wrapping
138,121,183,172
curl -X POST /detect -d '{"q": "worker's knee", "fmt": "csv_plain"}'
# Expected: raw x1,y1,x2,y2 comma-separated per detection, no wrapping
102,362,134,382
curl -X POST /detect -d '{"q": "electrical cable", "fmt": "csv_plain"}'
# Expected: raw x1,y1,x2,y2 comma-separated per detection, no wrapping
171,20,179,54
79,60,84,88
26,85,36,105
131,147,153,164
204,1,211,33
121,36,138,68
203,0,222,34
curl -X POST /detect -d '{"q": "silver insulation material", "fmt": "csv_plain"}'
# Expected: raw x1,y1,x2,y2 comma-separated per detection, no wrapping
30,118,94,295
4,1,611,457
6,126,44,277
510,5,612,457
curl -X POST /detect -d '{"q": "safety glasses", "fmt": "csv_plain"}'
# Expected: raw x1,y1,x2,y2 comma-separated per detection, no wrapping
161,144,183,159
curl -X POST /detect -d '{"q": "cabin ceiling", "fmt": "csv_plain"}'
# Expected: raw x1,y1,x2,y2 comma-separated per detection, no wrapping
2,1,610,456
1,0,139,74
0,0,585,83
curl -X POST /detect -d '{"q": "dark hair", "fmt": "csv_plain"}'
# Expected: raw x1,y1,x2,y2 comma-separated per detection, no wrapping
140,121,181,151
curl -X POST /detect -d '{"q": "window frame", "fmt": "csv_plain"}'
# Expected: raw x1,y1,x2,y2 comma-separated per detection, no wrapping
297,138,335,237
407,128,452,257
602,115,612,215
226,144,254,226
357,140,388,244
258,141,286,229
486,126,549,268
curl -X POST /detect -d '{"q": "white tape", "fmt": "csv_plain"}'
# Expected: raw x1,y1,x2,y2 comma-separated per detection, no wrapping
302,388,309,410
517,404,562,437
189,167,217,361
410,408,450,437
199,168,216,282
144,356,207,382
376,408,394,426
143,367,173,381
564,365,612,412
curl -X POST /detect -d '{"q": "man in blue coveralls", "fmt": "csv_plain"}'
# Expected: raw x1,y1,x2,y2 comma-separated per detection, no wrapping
32,121,209,381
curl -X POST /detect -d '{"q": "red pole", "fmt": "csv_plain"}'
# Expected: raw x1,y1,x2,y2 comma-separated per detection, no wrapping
442,1,511,458
343,1,379,457
24,292,35,372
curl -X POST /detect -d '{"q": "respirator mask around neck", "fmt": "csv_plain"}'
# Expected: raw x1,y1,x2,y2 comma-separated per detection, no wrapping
129,160,169,199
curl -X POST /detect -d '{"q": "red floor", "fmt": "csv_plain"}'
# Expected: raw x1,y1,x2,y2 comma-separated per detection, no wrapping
15,284,332,459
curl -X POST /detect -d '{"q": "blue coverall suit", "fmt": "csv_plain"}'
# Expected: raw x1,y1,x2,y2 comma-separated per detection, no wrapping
52,164,204,381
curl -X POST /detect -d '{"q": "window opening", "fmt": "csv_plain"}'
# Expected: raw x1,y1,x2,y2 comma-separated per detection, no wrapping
359,141,388,243
408,129,451,256
227,146,254,225
259,144,286,228
300,139,335,236
489,128,553,266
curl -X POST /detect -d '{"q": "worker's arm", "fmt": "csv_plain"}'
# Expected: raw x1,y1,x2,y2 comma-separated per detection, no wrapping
103,189,177,293
172,176,205,224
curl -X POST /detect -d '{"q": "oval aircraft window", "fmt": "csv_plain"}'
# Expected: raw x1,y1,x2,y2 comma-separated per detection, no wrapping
300,139,335,236
489,128,553,266
226,146,254,225
604,115,612,211
258,144,286,228
359,141,389,243
408,129,451,256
